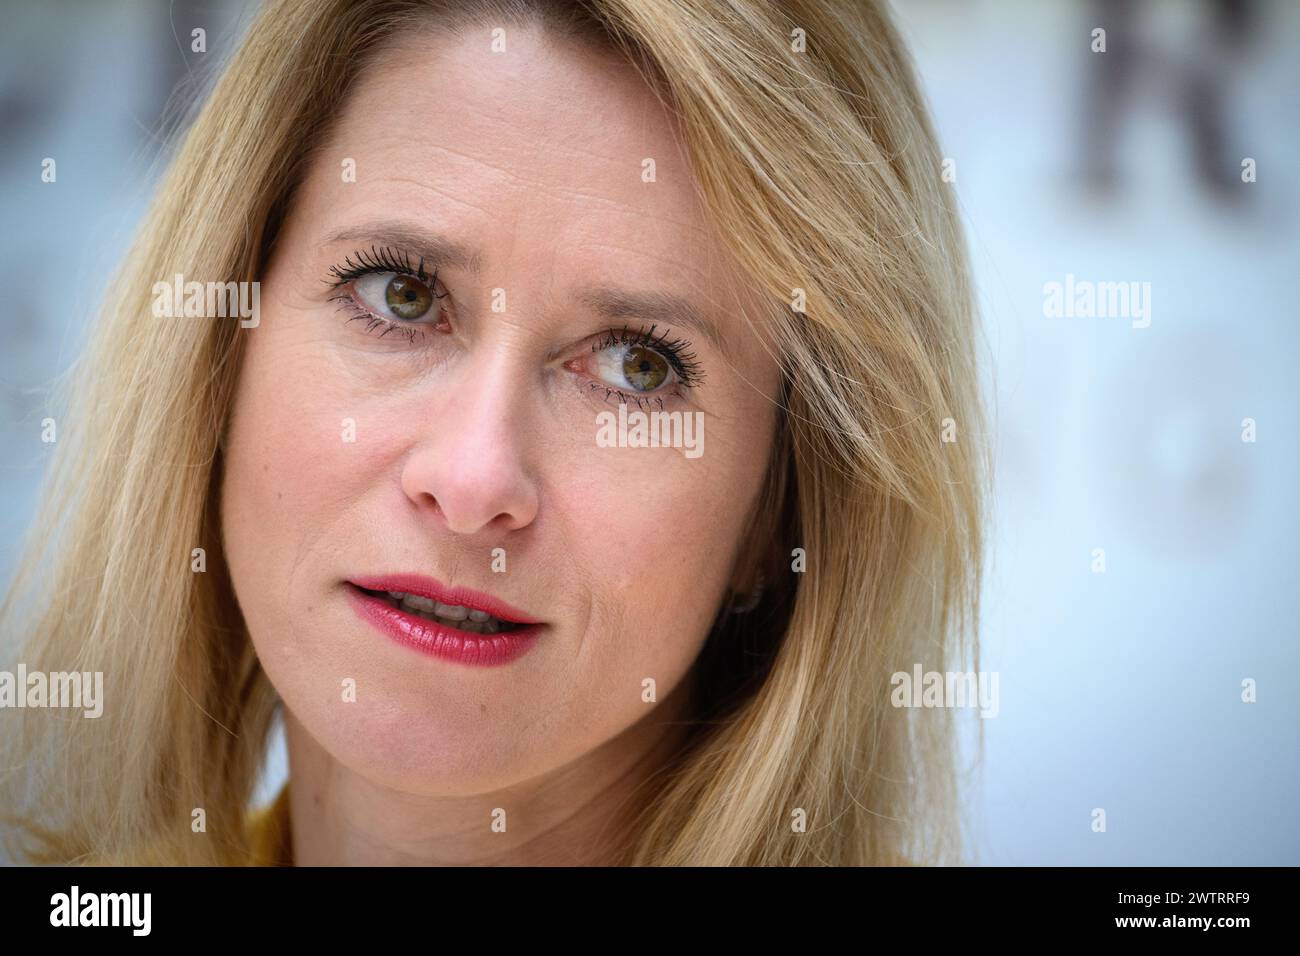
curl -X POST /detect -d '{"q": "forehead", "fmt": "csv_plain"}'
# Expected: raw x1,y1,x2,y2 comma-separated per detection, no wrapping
308,21,720,285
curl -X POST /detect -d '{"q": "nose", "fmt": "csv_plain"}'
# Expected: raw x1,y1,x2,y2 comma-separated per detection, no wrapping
398,355,540,536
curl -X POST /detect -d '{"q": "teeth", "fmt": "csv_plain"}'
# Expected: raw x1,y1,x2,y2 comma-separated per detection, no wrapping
382,591,505,633
434,602,468,621
400,594,437,613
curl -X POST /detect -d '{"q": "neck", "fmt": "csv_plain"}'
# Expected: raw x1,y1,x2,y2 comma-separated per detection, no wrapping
283,681,696,866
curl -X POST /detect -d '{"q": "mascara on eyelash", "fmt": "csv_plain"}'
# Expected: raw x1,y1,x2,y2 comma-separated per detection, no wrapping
323,244,448,341
328,293,428,343
596,322,705,387
326,244,440,287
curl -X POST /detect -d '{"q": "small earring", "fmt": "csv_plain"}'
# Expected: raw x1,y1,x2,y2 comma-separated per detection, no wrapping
729,569,765,615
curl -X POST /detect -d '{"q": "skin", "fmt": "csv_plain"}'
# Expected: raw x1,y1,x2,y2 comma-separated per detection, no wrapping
220,20,781,865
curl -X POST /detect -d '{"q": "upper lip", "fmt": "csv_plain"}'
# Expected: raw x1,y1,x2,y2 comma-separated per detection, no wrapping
347,573,544,625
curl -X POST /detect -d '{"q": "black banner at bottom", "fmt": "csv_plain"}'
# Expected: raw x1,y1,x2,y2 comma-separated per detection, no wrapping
0,865,1284,941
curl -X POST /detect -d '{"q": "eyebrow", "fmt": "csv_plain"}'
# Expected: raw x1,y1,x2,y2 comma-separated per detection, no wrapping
574,284,724,352
323,220,725,350
325,221,484,276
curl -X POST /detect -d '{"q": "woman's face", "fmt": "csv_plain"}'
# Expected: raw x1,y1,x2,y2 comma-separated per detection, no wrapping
220,23,780,796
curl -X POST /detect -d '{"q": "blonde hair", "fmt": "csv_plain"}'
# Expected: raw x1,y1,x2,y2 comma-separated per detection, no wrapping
1,0,988,866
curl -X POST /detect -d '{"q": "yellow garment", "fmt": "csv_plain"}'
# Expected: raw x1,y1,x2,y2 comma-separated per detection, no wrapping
246,782,293,866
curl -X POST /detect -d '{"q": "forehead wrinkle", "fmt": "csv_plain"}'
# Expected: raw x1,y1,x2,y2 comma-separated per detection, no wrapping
329,43,701,222
365,137,704,228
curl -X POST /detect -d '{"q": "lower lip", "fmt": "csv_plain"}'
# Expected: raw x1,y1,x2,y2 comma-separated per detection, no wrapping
347,586,543,667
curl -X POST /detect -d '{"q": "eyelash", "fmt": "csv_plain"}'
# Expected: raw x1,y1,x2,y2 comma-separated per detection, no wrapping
328,244,435,287
327,245,445,344
587,323,703,410
323,246,705,406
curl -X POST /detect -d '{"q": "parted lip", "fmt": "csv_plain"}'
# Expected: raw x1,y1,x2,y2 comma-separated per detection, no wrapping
346,573,544,625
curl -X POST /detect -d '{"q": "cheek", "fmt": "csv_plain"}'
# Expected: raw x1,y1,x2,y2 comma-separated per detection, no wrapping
219,323,389,665
555,440,765,699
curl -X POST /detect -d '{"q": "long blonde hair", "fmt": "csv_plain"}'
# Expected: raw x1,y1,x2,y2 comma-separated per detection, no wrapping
1,0,988,866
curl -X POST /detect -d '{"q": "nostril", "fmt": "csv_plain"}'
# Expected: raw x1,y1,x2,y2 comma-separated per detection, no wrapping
400,449,539,534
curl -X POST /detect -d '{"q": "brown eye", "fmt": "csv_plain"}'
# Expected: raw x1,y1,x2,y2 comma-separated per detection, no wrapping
384,275,434,320
622,344,669,391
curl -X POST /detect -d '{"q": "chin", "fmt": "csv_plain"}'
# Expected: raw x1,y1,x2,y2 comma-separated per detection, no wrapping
278,661,577,796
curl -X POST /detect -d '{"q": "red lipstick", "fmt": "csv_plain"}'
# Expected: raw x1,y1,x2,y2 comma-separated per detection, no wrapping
346,574,544,667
